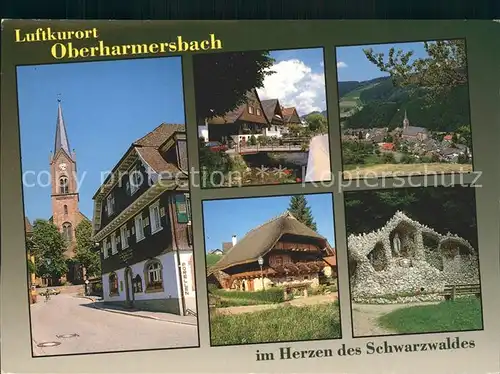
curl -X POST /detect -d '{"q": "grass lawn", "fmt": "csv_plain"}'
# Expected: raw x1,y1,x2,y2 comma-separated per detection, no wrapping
206,253,222,268
210,288,285,308
343,163,473,178
210,302,341,345
378,297,483,334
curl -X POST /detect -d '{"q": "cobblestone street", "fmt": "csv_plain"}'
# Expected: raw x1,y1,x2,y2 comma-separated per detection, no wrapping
30,293,199,356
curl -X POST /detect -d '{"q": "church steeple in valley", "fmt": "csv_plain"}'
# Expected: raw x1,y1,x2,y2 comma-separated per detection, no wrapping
403,110,409,129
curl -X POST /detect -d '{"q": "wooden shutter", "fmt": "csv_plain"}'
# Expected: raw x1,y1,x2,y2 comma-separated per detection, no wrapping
175,194,189,223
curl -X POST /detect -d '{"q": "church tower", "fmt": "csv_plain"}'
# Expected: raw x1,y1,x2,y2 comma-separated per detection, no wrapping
403,110,409,129
50,100,82,261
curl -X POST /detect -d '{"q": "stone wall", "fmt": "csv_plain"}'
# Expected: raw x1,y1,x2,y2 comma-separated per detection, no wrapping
348,211,480,304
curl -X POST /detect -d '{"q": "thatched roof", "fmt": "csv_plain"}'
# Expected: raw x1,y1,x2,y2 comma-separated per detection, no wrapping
210,211,331,272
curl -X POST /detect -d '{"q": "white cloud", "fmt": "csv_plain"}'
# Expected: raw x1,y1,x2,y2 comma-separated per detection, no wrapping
257,59,326,115
337,61,348,68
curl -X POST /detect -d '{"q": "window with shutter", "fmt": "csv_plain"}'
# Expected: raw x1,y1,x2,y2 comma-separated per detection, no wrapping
120,225,129,248
175,194,189,223
149,200,162,234
111,233,117,254
176,139,188,171
134,215,145,241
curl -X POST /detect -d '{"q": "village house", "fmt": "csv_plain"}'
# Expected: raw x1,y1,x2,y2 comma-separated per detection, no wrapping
91,123,196,316
209,249,224,256
198,88,270,146
365,127,389,143
379,142,395,152
281,106,302,130
207,211,336,292
260,99,286,138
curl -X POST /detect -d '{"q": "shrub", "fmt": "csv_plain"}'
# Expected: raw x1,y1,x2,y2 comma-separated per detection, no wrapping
258,136,271,146
400,154,414,164
212,287,285,304
382,152,396,163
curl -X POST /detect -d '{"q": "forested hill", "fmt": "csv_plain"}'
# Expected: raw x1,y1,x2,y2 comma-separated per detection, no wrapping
338,76,471,132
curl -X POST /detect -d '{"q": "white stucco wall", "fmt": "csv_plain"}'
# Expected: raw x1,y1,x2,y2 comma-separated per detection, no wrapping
101,250,197,313
265,126,282,138
198,125,209,141
102,251,180,302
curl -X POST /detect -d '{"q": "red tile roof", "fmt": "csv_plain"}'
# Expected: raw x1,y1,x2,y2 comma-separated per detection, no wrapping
381,142,395,151
25,217,33,234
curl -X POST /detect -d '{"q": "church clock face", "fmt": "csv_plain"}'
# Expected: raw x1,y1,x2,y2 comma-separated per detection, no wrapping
59,163,67,171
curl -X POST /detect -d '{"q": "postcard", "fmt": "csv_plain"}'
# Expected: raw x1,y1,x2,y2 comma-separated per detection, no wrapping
1,19,499,374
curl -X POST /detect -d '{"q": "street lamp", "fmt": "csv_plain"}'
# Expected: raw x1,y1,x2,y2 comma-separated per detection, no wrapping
257,256,264,291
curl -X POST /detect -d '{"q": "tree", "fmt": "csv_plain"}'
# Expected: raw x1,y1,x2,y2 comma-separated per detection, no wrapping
305,113,328,135
288,195,317,232
193,51,276,122
363,40,467,103
455,125,472,149
75,219,101,277
31,219,68,281
27,259,36,276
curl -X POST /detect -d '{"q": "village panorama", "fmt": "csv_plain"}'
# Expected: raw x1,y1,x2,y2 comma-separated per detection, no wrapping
336,39,473,180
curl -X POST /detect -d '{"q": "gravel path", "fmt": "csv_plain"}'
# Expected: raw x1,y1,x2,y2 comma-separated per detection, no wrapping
351,301,440,337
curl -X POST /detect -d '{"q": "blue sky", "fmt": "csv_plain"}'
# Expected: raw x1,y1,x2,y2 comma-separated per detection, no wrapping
17,57,184,221
202,193,335,252
336,41,430,82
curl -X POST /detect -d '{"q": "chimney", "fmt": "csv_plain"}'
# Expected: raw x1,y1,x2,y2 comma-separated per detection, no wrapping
231,235,237,246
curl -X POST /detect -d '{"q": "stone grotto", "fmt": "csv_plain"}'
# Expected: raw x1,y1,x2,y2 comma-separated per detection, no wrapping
348,211,480,304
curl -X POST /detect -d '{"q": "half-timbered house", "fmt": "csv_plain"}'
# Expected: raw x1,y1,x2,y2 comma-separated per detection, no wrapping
199,88,270,145
281,106,302,127
207,211,336,291
91,123,196,316
260,99,286,138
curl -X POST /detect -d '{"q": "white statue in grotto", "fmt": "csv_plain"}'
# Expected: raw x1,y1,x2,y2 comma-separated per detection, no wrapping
347,211,480,304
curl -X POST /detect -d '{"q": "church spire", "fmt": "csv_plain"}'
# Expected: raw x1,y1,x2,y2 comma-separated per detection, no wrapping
403,109,409,129
54,99,72,158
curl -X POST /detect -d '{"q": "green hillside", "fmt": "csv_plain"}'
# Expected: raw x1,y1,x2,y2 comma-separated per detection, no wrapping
338,77,388,116
339,76,471,132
